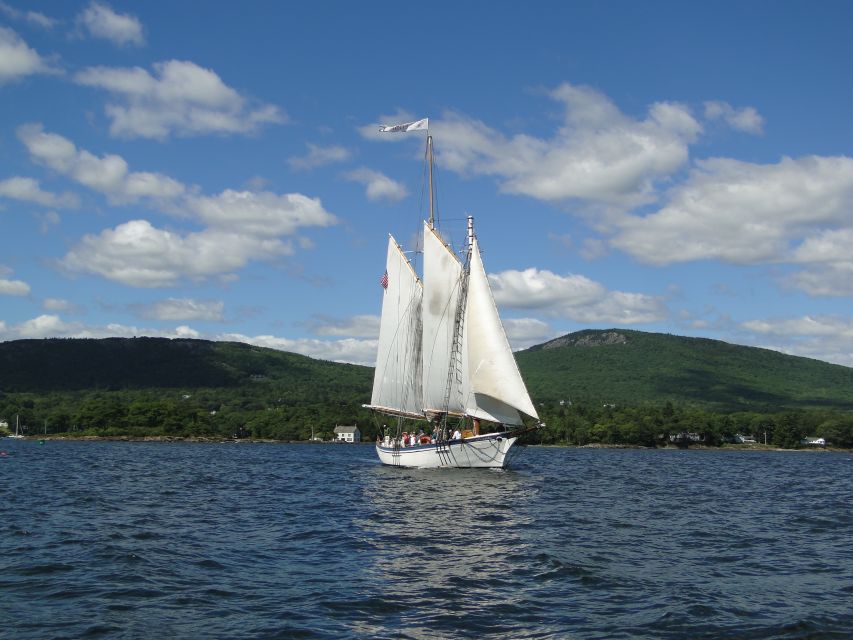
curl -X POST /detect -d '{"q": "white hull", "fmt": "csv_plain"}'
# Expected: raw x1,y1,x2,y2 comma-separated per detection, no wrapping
376,433,518,468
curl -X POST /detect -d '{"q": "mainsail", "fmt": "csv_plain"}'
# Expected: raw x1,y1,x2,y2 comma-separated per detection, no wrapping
422,222,468,416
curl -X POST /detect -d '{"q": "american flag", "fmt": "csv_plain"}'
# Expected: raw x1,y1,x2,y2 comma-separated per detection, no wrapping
380,270,388,290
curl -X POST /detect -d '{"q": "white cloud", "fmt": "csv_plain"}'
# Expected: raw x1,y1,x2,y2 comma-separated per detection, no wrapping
0,176,79,208
17,126,338,288
0,277,30,296
43,298,83,314
489,268,667,324
0,315,378,365
77,1,144,47
343,168,408,202
0,314,202,341
787,264,853,297
220,332,378,366
433,83,701,209
0,2,58,29
74,60,285,139
17,123,185,203
288,143,351,170
741,315,853,367
704,100,764,134
139,298,225,322
60,219,294,288
185,189,338,236
501,317,554,350
309,314,380,338
611,155,853,265
0,25,60,85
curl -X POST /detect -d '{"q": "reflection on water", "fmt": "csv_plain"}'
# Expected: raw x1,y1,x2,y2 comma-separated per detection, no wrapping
353,464,542,638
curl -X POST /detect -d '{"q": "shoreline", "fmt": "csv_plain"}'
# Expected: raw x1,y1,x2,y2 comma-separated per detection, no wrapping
3,434,848,453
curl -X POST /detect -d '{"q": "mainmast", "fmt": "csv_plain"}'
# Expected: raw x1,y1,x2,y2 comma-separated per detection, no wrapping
427,134,435,229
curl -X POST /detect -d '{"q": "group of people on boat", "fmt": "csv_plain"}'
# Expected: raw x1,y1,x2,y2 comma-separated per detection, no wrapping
377,418,496,449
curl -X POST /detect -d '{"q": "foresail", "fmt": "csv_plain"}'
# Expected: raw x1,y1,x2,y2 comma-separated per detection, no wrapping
369,236,423,417
463,237,539,423
421,223,468,415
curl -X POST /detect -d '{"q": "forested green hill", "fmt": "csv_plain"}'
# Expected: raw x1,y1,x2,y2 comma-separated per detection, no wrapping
516,329,853,412
0,337,369,393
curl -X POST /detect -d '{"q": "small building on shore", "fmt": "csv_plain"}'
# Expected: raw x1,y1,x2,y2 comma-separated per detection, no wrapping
333,425,361,443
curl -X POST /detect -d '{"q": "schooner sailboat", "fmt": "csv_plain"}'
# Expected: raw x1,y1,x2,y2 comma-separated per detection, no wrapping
365,119,540,468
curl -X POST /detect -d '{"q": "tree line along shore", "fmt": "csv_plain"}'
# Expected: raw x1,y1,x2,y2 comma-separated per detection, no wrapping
2,392,851,450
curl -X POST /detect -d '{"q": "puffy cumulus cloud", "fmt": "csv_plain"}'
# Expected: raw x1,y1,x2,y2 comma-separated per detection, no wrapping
220,332,379,366
138,298,225,322
0,176,79,208
308,314,380,338
17,126,338,288
793,228,853,265
76,1,144,47
489,268,667,324
0,313,202,341
17,123,185,203
288,143,351,170
343,168,408,203
788,229,853,297
741,315,853,367
60,219,294,287
6,313,75,338
611,156,853,265
74,60,285,139
433,83,701,209
18,126,337,236
704,101,764,134
0,25,60,85
489,269,606,309
501,317,554,350
185,190,338,236
0,276,30,296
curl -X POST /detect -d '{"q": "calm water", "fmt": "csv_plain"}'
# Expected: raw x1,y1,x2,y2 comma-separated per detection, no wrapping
1,441,851,639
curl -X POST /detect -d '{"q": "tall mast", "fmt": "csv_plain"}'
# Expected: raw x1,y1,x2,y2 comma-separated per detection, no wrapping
427,134,435,229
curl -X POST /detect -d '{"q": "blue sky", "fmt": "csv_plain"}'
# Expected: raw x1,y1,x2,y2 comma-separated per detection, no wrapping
1,1,852,367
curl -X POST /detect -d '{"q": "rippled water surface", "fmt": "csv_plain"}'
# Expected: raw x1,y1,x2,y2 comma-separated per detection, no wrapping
1,441,851,639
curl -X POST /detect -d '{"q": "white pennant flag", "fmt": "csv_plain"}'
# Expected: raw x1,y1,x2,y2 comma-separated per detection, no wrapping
378,118,429,133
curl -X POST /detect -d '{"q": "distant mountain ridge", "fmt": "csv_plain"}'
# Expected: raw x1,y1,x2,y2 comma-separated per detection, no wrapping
516,329,853,412
1,331,851,413
0,337,370,393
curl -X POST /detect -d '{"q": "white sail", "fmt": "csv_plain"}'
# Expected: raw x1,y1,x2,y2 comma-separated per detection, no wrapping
463,236,539,424
368,235,423,418
421,222,468,415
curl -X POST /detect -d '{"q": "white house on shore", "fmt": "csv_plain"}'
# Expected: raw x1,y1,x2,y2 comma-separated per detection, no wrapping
333,425,361,443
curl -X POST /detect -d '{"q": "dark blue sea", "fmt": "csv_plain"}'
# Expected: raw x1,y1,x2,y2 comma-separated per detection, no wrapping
1,441,851,639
